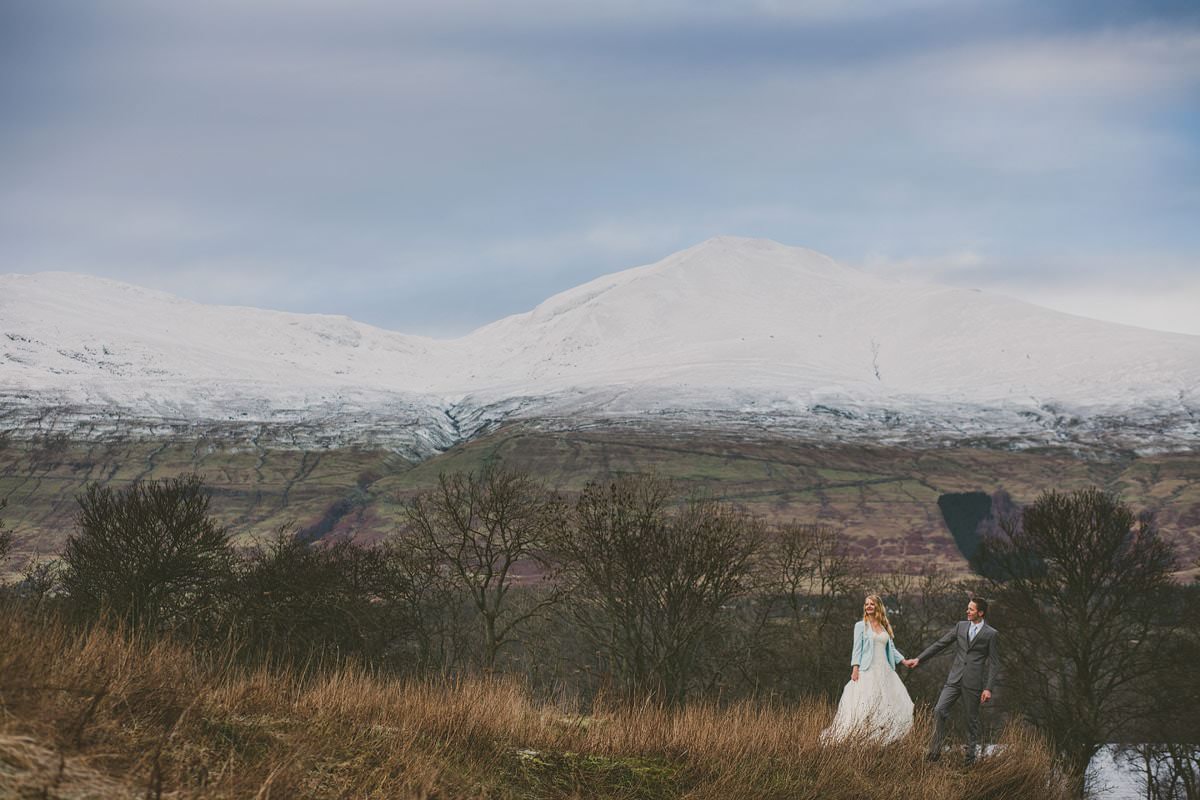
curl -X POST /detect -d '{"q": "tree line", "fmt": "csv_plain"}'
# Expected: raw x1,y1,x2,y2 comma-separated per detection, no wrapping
1,471,1197,795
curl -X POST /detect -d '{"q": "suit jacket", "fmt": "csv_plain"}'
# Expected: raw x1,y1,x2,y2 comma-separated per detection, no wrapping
916,621,1000,691
850,620,904,671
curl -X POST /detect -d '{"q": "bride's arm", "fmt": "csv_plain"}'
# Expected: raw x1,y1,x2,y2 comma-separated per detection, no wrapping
850,621,864,681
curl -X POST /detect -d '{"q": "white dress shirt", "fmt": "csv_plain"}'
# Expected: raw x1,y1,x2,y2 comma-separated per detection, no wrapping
968,620,983,641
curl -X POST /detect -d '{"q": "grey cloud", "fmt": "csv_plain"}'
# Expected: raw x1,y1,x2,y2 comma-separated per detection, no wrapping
1,0,1198,335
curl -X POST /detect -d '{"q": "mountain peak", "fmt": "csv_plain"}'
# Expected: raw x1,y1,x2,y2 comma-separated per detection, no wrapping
690,235,788,251
3,240,1199,446
653,236,870,285
677,234,827,261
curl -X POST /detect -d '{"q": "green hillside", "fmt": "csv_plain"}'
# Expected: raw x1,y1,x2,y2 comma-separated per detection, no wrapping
3,424,1197,575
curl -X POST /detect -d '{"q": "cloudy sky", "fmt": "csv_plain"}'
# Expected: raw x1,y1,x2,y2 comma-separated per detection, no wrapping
2,0,1198,336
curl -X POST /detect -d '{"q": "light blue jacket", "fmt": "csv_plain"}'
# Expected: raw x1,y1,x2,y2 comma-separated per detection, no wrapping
850,620,904,671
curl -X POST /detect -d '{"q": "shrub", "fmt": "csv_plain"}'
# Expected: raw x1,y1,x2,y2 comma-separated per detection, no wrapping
60,475,233,631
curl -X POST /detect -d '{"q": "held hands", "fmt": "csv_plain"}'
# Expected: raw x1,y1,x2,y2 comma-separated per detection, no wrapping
851,665,860,682
901,658,919,669
981,690,992,704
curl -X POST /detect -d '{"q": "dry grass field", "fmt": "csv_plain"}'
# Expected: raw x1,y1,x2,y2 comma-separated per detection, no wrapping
0,607,1071,799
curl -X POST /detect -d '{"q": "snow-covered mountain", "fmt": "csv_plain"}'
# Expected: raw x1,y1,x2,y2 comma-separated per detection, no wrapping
3,237,1198,456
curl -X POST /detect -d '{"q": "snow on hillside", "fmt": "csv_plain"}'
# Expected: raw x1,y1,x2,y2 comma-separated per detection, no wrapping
0,271,458,393
3,238,1198,454
458,237,1199,408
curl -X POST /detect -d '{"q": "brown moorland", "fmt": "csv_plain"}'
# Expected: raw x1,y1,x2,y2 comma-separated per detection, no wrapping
0,607,1071,800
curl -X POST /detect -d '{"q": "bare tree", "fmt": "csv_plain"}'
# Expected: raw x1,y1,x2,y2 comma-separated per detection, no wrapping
1121,579,1200,800
378,536,470,673
773,523,861,603
1121,744,1200,800
0,499,13,599
0,498,12,563
61,476,234,630
976,487,1178,785
230,529,398,666
16,553,61,608
555,474,765,705
880,565,970,653
403,467,563,670
768,522,863,693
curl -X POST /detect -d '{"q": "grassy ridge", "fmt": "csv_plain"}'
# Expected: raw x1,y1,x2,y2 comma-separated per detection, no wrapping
0,435,404,557
3,424,1198,574
0,607,1071,799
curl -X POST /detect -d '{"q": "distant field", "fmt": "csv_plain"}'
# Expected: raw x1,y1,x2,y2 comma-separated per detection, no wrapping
2,423,1197,574
0,433,402,559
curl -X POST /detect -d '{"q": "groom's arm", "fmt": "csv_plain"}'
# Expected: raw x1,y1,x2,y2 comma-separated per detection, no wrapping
915,624,959,664
983,631,1000,693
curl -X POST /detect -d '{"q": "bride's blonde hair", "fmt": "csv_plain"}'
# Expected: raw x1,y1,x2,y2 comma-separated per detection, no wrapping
863,594,895,639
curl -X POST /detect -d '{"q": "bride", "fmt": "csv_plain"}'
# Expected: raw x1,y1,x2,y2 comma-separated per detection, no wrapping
821,594,914,743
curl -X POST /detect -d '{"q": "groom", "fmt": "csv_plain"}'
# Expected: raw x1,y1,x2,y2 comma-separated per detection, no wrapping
903,597,999,765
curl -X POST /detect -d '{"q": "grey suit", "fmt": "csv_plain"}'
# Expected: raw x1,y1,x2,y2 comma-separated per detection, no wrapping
917,621,1000,762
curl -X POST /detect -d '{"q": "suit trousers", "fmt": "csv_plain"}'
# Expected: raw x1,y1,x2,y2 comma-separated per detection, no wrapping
929,683,982,760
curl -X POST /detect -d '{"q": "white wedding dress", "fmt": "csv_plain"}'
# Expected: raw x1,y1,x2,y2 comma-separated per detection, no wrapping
821,627,914,743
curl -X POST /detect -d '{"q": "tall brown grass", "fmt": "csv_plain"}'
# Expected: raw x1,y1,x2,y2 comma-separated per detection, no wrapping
0,607,1071,799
